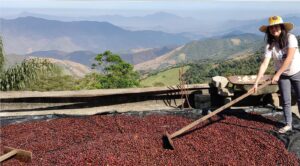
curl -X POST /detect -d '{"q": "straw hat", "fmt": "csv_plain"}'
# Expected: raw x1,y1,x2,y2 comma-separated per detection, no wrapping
259,16,294,33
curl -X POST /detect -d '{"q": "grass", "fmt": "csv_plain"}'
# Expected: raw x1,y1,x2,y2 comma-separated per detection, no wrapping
140,66,190,87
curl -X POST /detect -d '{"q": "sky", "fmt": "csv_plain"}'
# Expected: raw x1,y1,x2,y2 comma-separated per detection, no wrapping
1,0,300,21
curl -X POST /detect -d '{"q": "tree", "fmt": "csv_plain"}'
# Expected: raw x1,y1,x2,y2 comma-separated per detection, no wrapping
92,50,139,88
0,59,57,90
23,64,78,91
74,73,103,90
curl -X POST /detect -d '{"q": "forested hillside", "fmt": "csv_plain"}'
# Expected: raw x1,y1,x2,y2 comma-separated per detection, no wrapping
172,33,262,61
183,49,271,84
135,33,263,72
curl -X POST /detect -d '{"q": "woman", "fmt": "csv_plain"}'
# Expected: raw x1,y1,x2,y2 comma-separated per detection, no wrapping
253,16,300,133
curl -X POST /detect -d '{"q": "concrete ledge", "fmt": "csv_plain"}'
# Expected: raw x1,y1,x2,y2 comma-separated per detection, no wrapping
0,84,209,99
0,99,183,117
0,85,212,117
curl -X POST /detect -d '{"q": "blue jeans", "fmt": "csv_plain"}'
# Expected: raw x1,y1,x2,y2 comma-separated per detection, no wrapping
278,71,300,126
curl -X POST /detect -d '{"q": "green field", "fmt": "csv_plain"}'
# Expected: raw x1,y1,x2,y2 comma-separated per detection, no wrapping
140,66,190,87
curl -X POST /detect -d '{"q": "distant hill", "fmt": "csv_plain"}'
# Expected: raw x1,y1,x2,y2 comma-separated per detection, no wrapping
41,57,92,78
140,66,190,87
134,45,185,71
177,33,263,60
121,46,177,65
135,33,263,72
92,12,209,35
0,16,190,54
4,53,91,78
26,50,97,67
27,50,69,59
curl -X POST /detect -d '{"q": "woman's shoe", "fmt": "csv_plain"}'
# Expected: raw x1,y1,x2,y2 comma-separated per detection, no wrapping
278,125,292,134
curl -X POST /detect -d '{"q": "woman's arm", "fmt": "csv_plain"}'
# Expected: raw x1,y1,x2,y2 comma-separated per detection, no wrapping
252,57,271,93
272,47,296,83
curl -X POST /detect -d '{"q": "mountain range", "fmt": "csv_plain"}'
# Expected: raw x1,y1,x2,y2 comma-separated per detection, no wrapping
6,12,300,36
13,12,210,35
18,33,263,74
0,16,189,54
1,14,300,56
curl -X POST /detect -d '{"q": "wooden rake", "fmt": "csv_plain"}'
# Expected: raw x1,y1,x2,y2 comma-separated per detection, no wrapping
0,146,32,163
163,80,272,149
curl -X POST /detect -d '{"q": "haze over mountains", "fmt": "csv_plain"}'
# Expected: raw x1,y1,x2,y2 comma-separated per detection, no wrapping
1,16,189,54
4,12,300,36
15,12,208,35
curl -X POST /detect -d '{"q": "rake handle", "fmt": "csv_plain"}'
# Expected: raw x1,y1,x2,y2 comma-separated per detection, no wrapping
0,149,18,163
170,80,272,139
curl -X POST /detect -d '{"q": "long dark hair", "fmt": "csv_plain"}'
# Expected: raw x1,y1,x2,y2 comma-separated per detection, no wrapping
265,24,288,50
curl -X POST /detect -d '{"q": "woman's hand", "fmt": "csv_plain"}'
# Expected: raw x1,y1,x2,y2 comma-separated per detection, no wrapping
252,83,258,94
272,73,280,84
249,83,258,94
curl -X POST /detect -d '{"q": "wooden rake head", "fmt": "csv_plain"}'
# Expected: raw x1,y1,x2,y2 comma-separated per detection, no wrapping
163,132,175,150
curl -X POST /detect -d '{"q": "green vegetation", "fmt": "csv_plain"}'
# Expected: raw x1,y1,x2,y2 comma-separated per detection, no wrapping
140,66,190,87
74,73,103,90
82,50,140,89
182,60,215,84
23,65,77,91
0,58,61,90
